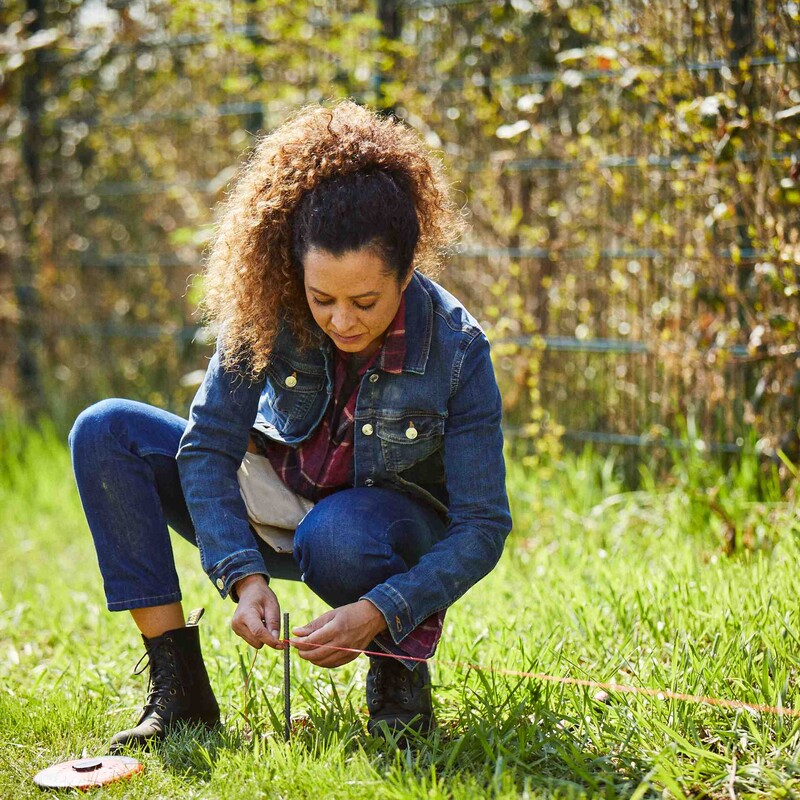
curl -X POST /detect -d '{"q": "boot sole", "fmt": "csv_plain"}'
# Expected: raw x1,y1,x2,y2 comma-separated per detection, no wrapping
109,716,221,753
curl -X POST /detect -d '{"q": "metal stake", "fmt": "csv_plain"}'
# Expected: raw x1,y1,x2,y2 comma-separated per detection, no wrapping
283,611,290,742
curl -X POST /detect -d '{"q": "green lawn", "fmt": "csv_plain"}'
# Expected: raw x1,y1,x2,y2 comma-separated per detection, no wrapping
1,418,799,798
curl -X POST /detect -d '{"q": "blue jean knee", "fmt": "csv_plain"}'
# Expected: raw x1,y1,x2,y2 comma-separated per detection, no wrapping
69,399,303,610
293,487,447,610
68,399,197,610
69,400,446,614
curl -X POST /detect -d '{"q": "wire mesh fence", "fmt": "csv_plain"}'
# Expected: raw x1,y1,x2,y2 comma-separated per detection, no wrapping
1,0,798,460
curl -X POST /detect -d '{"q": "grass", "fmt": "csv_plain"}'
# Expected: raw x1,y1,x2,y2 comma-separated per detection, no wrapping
1,416,799,798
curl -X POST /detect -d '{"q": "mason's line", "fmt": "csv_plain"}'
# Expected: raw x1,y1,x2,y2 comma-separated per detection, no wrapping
277,638,800,719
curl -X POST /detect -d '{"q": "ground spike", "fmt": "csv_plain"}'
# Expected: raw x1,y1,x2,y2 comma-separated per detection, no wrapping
283,611,290,742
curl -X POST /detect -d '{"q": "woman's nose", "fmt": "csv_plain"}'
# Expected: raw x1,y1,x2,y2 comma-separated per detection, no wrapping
330,307,355,333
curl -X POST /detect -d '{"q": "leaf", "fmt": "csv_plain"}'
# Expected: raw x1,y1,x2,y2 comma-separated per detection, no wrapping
495,120,531,139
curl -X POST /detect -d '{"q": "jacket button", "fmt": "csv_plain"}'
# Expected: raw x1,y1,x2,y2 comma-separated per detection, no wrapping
369,373,379,383
405,423,418,440
285,373,297,388
361,423,374,436
215,578,225,590
365,478,374,487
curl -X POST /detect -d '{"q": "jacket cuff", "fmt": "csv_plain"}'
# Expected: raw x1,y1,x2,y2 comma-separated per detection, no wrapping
208,548,270,602
360,583,414,645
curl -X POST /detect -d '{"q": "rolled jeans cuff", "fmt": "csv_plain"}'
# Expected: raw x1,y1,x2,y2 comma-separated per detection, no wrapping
107,590,183,612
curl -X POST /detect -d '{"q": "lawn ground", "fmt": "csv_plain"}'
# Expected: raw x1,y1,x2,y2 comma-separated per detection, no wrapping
1,417,799,799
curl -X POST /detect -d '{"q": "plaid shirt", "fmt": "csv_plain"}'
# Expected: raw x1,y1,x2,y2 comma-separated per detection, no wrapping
263,295,406,503
261,295,444,661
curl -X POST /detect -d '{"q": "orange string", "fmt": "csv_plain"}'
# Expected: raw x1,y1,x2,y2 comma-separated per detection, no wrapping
281,638,800,718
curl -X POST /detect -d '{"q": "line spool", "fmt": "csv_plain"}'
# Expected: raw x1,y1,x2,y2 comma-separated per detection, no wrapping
33,756,143,790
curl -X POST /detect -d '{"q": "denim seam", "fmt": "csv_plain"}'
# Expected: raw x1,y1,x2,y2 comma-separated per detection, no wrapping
227,568,271,603
433,305,480,336
402,272,433,375
449,329,482,399
361,586,412,645
369,583,411,621
100,410,180,460
214,548,265,572
104,416,129,453
383,517,417,560
212,549,269,596
107,591,182,610
138,447,183,459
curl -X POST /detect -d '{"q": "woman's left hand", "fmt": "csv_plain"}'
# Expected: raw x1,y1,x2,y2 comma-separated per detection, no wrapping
290,600,388,668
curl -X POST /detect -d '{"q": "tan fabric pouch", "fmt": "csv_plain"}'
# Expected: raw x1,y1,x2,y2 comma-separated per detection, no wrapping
236,450,314,553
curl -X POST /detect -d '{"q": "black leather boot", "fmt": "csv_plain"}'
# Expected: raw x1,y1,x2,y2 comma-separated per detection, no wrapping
366,656,435,739
110,615,220,751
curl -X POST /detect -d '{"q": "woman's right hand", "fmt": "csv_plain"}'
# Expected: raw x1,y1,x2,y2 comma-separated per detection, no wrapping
231,574,284,650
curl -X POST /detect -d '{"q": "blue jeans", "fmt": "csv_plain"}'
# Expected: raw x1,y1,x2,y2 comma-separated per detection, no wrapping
68,399,448,625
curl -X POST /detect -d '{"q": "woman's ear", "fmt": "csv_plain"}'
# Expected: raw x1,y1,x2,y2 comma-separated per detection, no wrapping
401,267,415,291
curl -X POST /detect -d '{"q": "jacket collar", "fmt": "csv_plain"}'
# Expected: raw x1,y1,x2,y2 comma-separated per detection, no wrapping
401,271,433,375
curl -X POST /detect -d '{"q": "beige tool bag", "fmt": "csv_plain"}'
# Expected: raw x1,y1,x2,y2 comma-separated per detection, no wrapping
236,450,314,553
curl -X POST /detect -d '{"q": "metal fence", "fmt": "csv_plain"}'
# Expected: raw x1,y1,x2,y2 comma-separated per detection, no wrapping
2,0,798,457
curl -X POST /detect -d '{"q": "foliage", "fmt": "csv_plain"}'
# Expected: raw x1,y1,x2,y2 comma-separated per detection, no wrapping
392,0,800,459
1,0,798,460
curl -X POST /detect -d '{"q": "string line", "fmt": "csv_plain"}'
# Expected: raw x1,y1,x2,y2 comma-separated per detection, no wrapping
278,639,800,718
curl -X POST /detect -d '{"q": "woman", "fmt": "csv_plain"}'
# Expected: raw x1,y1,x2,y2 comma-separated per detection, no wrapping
68,100,511,749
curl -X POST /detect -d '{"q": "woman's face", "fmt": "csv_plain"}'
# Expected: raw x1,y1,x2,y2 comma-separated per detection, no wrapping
302,246,412,358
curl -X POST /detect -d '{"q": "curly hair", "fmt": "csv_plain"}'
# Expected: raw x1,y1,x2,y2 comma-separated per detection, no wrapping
290,169,421,282
200,99,464,379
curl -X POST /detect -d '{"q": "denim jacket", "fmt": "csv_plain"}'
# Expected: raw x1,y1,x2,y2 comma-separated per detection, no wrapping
176,271,512,646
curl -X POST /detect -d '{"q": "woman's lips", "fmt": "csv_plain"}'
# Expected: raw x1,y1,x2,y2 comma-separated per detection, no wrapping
330,331,363,343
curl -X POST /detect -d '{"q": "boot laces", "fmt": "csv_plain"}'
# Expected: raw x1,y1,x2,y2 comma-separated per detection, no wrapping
371,658,412,709
133,640,181,715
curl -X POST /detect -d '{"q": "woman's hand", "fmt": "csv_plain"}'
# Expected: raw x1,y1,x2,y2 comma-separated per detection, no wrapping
231,574,284,650
290,600,388,668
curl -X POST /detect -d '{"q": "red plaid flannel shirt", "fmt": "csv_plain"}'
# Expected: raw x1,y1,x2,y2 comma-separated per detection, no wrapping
261,295,445,661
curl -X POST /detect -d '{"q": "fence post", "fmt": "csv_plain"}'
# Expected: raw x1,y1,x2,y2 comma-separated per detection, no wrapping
14,0,47,419
727,0,754,325
374,0,402,114
730,0,754,60
728,0,761,433
244,0,264,135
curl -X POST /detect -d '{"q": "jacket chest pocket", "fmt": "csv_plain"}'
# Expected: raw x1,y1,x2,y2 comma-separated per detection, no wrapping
266,356,326,420
376,414,445,473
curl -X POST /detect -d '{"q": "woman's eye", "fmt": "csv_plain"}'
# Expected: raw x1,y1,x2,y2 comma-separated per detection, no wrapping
312,297,376,311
